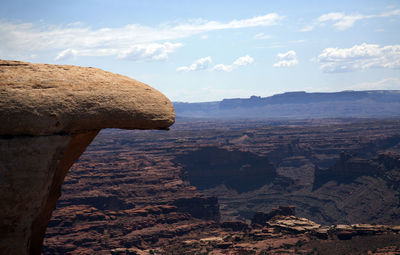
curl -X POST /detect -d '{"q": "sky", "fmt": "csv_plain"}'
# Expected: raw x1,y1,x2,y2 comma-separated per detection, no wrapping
1,0,400,102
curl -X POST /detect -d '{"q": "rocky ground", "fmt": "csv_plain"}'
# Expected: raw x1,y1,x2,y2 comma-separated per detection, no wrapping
43,119,400,254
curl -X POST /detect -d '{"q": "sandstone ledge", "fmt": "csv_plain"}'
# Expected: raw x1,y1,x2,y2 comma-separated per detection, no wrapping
0,60,174,136
0,60,175,255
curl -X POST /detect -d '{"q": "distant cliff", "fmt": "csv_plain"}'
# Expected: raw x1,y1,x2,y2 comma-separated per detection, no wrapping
174,90,400,119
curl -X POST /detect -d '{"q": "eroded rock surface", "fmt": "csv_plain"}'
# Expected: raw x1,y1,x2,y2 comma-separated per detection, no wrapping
0,60,174,135
0,60,174,254
42,118,400,254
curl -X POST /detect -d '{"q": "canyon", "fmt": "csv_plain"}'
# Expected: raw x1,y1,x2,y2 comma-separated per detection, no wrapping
2,60,400,254
43,118,400,254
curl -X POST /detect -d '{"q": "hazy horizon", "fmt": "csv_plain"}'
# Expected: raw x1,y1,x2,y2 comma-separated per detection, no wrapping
172,88,400,103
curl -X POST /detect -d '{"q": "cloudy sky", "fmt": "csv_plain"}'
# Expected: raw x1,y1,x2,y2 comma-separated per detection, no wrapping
1,0,400,102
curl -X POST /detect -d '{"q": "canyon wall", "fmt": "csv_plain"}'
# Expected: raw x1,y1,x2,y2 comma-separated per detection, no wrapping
43,119,400,254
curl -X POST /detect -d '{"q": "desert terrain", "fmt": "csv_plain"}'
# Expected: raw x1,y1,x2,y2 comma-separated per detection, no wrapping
43,118,400,254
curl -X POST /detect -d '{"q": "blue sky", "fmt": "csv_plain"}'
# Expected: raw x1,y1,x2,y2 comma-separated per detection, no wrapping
1,0,400,102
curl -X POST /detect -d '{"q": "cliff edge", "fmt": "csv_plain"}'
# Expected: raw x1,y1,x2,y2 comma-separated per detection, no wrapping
0,60,175,255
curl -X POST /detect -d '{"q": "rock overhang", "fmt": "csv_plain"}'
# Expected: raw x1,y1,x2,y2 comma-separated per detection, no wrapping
0,59,175,255
0,60,175,136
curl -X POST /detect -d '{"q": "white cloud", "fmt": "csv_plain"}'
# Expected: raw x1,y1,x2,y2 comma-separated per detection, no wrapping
55,48,77,61
380,9,400,17
299,25,314,32
347,77,400,90
273,50,298,68
200,35,208,39
233,55,254,66
176,56,212,72
317,43,400,73
177,55,255,72
212,55,254,72
322,13,364,30
118,42,183,61
171,13,283,33
254,32,271,40
0,13,284,61
301,9,400,31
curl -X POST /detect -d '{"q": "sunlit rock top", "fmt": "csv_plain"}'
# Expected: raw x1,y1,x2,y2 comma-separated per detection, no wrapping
0,60,175,135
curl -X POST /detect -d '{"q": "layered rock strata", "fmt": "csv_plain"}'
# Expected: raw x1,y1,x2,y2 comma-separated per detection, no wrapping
42,117,400,253
0,60,174,255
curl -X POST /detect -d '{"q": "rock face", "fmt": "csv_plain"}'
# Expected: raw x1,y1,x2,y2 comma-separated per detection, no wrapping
0,131,99,255
0,60,174,255
172,196,220,221
0,60,174,135
174,147,277,193
251,206,296,226
42,119,400,253
75,119,400,226
313,152,393,190
42,128,222,254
